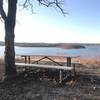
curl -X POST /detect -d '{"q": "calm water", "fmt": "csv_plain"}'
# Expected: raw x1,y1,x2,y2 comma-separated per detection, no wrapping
0,45,100,58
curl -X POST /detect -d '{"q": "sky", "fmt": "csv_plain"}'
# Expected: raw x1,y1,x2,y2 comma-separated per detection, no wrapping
0,0,100,43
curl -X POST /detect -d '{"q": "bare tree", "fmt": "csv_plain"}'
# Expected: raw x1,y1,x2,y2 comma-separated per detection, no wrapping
0,0,17,77
0,0,65,77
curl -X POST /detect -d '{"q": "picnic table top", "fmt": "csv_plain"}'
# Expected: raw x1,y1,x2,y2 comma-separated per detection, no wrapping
16,54,80,58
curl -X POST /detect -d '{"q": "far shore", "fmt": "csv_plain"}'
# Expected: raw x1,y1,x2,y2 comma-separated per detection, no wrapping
1,41,100,49
0,41,87,49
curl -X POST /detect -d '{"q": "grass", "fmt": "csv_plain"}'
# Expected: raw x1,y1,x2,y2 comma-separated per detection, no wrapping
0,58,4,64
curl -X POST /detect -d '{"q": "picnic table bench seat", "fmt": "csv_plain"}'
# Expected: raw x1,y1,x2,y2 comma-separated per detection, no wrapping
15,62,77,83
15,63,74,70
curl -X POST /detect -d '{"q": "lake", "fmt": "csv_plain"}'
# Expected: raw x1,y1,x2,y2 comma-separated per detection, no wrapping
0,45,100,59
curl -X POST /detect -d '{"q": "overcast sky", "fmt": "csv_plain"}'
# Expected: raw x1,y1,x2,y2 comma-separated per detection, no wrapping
0,0,100,43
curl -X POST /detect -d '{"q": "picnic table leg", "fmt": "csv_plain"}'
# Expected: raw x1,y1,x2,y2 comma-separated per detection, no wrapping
59,70,62,83
25,56,27,64
73,63,76,76
67,57,71,66
28,56,30,64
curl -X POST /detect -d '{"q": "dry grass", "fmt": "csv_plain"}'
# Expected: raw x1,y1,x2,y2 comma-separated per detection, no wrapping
0,58,4,64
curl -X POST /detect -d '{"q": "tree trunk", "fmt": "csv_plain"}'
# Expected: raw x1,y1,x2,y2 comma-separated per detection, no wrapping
5,0,17,76
5,21,16,76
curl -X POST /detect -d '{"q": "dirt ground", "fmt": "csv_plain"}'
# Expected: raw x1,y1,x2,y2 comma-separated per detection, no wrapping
0,57,100,100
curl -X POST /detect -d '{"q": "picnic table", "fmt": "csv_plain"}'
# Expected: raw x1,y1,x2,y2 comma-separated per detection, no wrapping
15,54,80,83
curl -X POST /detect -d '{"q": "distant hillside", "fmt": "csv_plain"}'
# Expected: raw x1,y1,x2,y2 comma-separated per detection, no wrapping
0,41,86,49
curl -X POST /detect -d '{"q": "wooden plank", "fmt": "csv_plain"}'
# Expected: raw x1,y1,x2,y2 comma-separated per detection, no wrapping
15,63,73,70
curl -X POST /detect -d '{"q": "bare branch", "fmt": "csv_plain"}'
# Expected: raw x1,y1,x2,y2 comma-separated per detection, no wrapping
28,0,34,13
0,16,4,22
37,0,67,15
19,0,34,13
19,0,67,15
0,0,6,21
22,0,29,8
